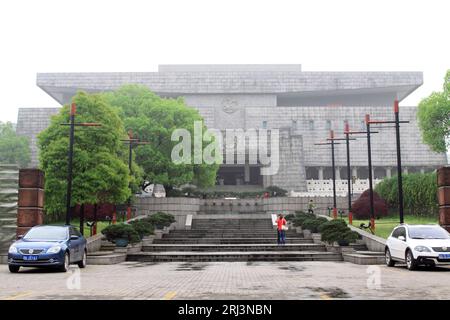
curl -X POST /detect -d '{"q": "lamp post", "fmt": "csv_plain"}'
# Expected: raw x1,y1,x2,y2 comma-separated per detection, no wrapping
314,130,342,219
366,100,409,224
61,103,101,227
121,130,149,221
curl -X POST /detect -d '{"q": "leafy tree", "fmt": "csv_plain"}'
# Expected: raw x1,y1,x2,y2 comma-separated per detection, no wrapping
375,172,438,216
417,70,450,153
102,85,219,191
0,122,30,167
38,91,141,220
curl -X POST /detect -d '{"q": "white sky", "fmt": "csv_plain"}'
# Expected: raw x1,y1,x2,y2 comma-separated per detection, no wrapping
0,0,449,124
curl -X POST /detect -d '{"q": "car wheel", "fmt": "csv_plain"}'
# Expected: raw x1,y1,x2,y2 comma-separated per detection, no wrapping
59,252,70,272
405,250,417,271
78,250,87,268
385,248,395,267
8,265,20,273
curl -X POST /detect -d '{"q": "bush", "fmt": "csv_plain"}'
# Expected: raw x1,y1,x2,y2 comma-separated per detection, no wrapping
143,212,176,229
351,189,388,219
101,223,140,244
375,172,438,216
302,217,327,233
319,219,359,245
265,186,288,197
284,213,295,221
129,219,154,239
292,212,316,227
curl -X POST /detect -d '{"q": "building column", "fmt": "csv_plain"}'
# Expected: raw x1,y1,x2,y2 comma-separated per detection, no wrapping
420,168,425,174
404,167,409,174
386,167,392,178
336,167,341,180
244,163,250,183
318,167,324,180
352,167,358,179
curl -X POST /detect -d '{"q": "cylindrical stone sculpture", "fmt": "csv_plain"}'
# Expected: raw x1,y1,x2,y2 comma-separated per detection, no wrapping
17,169,45,237
437,166,450,232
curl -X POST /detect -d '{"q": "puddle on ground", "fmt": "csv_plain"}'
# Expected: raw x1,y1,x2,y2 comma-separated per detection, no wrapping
175,263,208,271
278,265,305,272
307,287,350,299
125,262,160,268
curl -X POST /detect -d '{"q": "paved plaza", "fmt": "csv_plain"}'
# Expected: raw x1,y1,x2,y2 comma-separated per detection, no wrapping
0,261,449,300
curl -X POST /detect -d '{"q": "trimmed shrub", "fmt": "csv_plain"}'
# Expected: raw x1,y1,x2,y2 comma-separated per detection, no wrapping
351,189,388,219
143,212,176,229
319,219,359,245
102,223,140,244
292,212,316,227
129,219,154,239
302,217,328,233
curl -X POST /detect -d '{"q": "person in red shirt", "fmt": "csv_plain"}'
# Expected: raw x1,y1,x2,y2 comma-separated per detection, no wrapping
277,214,287,245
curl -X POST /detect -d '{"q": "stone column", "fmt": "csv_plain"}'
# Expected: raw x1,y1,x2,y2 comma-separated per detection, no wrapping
17,169,45,237
352,167,358,179
438,167,450,232
386,167,392,178
403,167,408,174
244,164,250,183
318,167,324,180
420,168,425,174
336,167,341,180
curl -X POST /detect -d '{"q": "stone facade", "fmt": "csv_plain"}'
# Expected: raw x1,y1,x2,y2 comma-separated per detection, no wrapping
0,165,18,257
15,64,448,192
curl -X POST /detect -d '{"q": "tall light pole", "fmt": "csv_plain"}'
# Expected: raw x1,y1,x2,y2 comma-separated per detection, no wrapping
122,130,149,221
61,103,101,226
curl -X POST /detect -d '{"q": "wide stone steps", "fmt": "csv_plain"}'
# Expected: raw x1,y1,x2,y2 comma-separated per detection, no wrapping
162,232,300,239
153,238,313,244
142,243,325,252
127,251,343,262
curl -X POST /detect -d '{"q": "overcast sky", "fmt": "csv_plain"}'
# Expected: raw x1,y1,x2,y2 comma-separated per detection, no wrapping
0,0,449,124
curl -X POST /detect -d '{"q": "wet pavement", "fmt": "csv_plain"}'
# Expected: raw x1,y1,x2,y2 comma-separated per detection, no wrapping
0,261,449,300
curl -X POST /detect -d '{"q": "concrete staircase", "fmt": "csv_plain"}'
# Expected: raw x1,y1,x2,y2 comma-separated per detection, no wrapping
127,218,343,262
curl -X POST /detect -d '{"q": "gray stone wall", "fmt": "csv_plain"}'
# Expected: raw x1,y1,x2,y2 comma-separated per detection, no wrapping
0,165,18,256
16,108,61,168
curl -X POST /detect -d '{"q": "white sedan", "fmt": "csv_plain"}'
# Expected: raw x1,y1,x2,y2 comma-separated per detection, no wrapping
385,224,450,270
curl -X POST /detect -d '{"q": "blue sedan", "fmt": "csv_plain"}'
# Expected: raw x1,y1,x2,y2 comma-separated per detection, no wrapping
8,225,87,273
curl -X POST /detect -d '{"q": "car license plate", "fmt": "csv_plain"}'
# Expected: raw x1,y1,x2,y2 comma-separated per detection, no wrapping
23,255,38,261
439,253,450,259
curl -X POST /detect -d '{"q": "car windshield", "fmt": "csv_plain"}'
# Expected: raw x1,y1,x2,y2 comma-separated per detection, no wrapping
23,226,68,241
408,226,450,240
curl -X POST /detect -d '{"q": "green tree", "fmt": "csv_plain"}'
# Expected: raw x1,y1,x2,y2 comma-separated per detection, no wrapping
103,85,219,191
38,91,141,220
0,122,30,167
417,70,450,153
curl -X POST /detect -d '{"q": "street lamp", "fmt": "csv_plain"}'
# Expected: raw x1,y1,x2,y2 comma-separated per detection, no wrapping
60,103,101,227
121,130,149,221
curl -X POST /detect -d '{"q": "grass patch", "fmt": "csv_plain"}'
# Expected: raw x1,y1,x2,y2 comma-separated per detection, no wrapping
351,214,439,239
48,219,110,238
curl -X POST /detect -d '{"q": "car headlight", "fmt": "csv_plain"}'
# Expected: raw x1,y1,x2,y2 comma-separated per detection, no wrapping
8,246,18,254
414,245,431,252
46,246,62,254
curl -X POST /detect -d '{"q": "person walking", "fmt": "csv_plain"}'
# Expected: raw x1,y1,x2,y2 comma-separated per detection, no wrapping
308,199,315,214
277,214,287,245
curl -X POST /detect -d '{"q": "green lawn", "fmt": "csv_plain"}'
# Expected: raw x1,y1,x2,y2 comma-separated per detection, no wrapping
48,219,110,238
350,215,439,239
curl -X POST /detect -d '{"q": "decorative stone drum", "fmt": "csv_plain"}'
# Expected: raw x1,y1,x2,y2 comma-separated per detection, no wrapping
437,166,450,232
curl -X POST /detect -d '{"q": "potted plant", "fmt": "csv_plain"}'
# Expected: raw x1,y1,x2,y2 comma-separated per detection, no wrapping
101,223,140,247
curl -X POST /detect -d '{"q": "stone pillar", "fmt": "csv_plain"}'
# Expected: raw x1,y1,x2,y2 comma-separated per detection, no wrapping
0,165,19,260
17,169,45,237
438,167,450,232
420,168,425,174
244,163,250,183
386,167,392,178
403,167,408,174
352,167,358,179
335,167,341,180
318,167,324,180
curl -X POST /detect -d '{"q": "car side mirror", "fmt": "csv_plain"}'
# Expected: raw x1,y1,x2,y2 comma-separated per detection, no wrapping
17,235,23,240
70,235,79,240
398,236,406,241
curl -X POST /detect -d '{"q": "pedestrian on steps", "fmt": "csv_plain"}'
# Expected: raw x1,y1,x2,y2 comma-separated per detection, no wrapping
277,214,287,245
